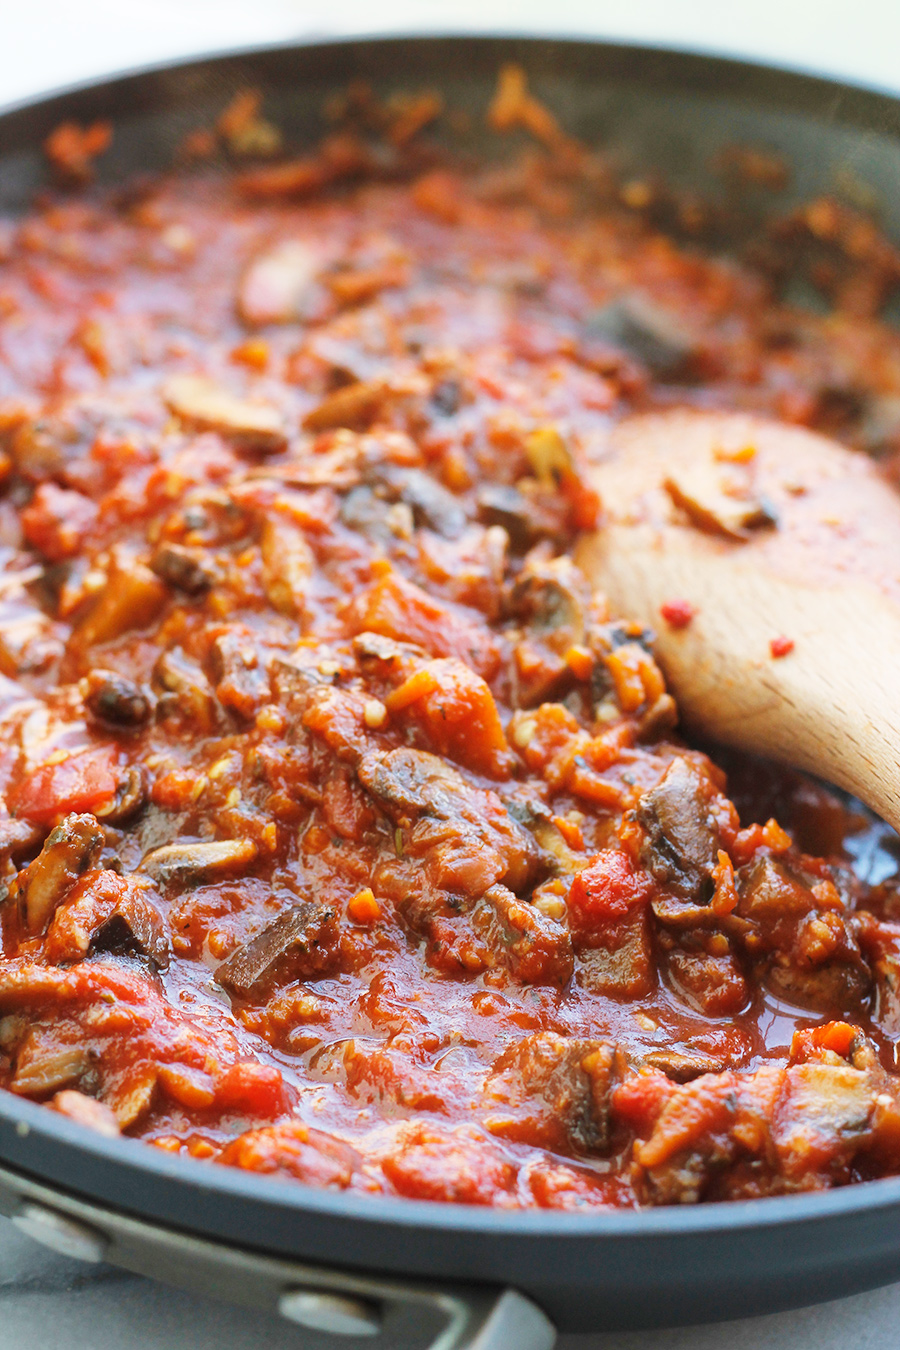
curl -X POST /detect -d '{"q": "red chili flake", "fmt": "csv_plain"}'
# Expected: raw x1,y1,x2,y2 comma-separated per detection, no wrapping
660,598,695,629
770,635,795,658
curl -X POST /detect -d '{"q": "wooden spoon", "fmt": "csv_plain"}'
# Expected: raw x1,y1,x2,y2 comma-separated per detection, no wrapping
575,410,900,831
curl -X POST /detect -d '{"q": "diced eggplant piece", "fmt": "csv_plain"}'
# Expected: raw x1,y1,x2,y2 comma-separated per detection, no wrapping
90,886,169,969
664,939,749,1017
163,375,287,453
766,959,871,1015
149,543,216,595
487,1031,616,1152
216,900,338,998
260,517,313,618
359,747,540,892
472,884,574,987
238,239,321,327
11,1032,91,1097
210,629,272,718
139,838,258,883
775,1062,874,1168
584,296,696,378
14,813,104,935
873,951,900,1037
636,758,721,902
578,909,654,999
83,668,153,728
103,1064,158,1128
736,855,871,1013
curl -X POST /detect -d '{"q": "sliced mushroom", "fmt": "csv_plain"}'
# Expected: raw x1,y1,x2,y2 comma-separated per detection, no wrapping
664,464,778,541
238,239,322,327
90,885,169,969
641,1049,728,1083
508,555,589,653
149,543,216,595
83,669,153,729
153,647,217,730
139,838,258,883
636,758,722,903
260,517,314,618
94,764,148,825
163,374,287,453
14,813,104,935
216,899,338,998
523,426,574,485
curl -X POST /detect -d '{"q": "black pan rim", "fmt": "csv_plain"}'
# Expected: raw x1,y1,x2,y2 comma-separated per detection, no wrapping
3,29,900,1253
2,29,900,134
4,1050,900,1241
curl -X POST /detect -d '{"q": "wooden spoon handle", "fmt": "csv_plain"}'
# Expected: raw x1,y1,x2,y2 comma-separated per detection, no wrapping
580,524,900,831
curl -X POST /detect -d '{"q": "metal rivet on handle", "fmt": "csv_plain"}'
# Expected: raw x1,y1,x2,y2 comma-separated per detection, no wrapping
278,1288,381,1336
12,1202,108,1263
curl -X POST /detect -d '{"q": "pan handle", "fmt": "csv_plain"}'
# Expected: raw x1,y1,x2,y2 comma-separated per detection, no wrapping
422,1287,555,1350
0,1160,556,1350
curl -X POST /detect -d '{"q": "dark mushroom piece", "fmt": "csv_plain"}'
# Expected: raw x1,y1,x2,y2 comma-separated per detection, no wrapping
509,556,590,654
90,885,170,969
641,1049,729,1083
636,758,722,904
366,465,467,539
13,814,104,935
153,646,218,730
83,669,153,729
477,484,554,551
584,295,697,379
487,1031,616,1153
216,899,339,998
94,764,148,825
149,543,216,595
139,838,258,884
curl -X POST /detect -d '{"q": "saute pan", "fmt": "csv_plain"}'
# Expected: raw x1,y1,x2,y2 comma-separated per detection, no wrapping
3,34,900,1348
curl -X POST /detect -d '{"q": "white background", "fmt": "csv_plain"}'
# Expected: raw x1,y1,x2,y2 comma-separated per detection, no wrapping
3,2,900,1347
4,0,900,108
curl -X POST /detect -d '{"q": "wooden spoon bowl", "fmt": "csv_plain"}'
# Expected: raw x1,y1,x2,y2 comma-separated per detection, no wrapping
576,410,900,832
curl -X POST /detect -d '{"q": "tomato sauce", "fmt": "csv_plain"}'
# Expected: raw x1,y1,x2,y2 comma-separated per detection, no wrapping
2,71,900,1208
